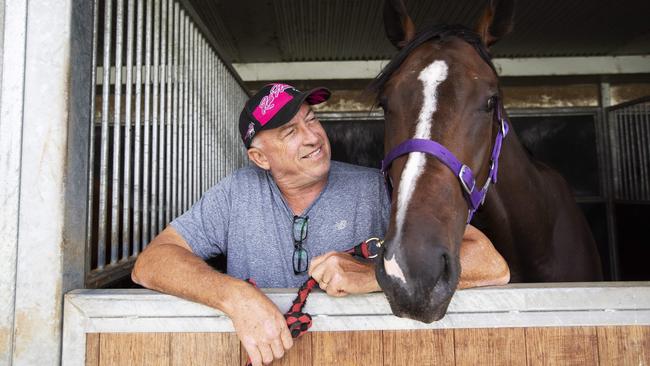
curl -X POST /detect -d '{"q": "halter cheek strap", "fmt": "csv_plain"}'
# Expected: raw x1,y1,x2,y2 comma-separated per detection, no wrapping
381,100,509,223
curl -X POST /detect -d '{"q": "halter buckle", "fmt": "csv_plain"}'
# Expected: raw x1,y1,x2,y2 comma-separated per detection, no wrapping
458,164,475,195
364,237,384,259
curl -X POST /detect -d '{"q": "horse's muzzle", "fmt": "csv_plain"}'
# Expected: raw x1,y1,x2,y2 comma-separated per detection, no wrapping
375,241,460,323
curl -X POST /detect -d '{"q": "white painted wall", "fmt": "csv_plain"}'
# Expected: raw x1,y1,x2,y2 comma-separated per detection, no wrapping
0,0,27,364
0,0,77,364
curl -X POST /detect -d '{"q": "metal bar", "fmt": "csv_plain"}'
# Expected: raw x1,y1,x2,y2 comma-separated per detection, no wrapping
97,0,113,270
182,18,190,211
199,34,205,197
616,111,626,199
110,0,123,265
217,58,223,180
208,44,213,189
122,0,135,260
150,0,160,241
185,22,195,204
631,106,641,200
172,5,180,220
624,109,636,200
176,12,187,215
164,0,173,225
638,103,650,201
192,26,198,202
201,41,205,194
213,53,217,185
157,0,167,232
142,0,152,248
133,0,144,256
633,105,642,200
86,0,99,274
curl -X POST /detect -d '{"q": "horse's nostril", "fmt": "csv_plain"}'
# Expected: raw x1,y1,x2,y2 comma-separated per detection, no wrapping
441,252,450,280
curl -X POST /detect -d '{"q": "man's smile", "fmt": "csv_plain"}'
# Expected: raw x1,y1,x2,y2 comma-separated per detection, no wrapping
302,146,323,160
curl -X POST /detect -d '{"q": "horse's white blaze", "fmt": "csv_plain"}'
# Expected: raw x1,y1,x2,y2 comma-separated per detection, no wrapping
384,255,407,284
389,60,448,281
395,61,448,239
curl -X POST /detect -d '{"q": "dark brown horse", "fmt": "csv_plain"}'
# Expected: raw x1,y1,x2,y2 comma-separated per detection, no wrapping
372,0,603,323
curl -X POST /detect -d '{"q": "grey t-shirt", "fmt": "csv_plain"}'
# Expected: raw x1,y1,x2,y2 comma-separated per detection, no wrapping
171,161,391,288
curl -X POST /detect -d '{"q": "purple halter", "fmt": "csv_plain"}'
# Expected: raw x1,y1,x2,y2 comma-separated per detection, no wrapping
381,98,509,224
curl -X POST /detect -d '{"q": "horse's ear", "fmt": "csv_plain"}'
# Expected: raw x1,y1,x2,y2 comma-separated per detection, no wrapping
383,0,416,49
475,0,515,47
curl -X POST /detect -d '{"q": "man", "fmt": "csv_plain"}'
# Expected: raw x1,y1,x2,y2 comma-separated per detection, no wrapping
132,83,509,366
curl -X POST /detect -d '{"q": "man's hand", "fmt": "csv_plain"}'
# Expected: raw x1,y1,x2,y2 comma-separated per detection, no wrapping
225,282,294,366
308,252,380,297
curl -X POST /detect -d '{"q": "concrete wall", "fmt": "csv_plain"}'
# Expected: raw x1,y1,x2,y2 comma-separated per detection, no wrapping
303,81,650,112
0,0,82,364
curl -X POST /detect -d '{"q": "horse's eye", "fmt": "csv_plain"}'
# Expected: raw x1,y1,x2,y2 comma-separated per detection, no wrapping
378,96,388,109
485,96,497,112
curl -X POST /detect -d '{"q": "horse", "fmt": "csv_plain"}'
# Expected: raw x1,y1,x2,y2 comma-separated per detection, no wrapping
371,0,603,323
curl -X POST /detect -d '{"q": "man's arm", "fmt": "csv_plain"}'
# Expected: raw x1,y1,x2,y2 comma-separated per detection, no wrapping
457,224,510,289
308,225,510,296
132,226,293,366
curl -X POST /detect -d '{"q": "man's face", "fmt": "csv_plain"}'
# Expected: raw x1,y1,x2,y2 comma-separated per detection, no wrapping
255,103,331,187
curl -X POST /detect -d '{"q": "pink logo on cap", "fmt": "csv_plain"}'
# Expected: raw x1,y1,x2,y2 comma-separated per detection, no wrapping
252,83,295,126
244,122,256,141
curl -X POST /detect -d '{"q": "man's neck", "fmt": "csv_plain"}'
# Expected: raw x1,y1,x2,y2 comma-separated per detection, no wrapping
276,178,327,216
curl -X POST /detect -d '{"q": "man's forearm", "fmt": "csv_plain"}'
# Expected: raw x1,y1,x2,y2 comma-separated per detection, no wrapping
132,243,244,315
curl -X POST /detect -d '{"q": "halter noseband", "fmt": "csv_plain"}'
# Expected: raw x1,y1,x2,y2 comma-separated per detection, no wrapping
381,98,509,224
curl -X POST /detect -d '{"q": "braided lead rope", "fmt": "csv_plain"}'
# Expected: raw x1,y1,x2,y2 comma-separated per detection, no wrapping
245,238,382,366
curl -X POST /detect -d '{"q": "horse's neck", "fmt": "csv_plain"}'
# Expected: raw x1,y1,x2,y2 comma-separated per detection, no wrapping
475,130,552,279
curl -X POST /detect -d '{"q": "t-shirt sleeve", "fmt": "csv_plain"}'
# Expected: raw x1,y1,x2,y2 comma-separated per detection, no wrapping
170,176,232,259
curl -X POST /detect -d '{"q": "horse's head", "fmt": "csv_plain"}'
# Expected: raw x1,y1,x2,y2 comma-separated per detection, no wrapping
373,0,515,323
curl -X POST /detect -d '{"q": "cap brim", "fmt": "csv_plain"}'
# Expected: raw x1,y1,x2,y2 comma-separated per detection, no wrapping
302,87,331,105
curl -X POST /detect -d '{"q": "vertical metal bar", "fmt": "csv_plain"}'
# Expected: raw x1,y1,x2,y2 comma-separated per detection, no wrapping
217,58,223,180
210,52,215,186
629,105,643,200
617,111,626,199
198,39,203,195
172,5,180,219
183,18,190,211
97,0,113,270
641,102,650,201
629,107,638,200
636,103,650,200
122,0,135,260
142,0,152,248
86,0,99,273
200,38,206,194
192,26,198,202
185,22,191,204
133,0,144,256
110,0,123,265
179,12,186,215
150,0,160,241
625,107,636,200
157,0,167,232
165,0,173,225
607,111,623,199
208,52,213,187
189,26,195,204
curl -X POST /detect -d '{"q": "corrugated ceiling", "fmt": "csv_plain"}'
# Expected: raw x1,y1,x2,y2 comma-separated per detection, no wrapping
191,0,650,63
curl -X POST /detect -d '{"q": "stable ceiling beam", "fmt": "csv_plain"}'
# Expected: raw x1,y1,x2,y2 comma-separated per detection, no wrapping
233,55,650,81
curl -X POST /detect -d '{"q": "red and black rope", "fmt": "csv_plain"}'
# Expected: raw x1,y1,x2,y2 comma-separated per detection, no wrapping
244,239,377,366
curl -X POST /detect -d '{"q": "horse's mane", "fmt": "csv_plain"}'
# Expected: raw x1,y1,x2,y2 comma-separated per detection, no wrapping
369,24,496,94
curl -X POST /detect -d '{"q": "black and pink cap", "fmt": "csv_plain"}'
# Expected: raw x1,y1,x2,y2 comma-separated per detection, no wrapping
239,83,331,148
